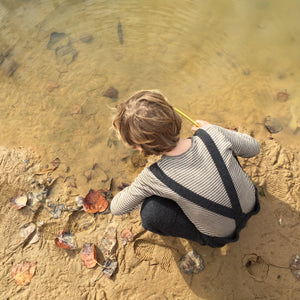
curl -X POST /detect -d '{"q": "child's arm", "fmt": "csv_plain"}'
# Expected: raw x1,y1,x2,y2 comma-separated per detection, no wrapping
110,169,154,215
191,121,260,158
209,125,260,158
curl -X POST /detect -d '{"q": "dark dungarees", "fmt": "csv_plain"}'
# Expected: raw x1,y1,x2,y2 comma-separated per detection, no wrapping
140,129,260,248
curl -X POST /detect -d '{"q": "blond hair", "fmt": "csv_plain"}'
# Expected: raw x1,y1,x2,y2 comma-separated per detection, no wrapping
112,90,182,156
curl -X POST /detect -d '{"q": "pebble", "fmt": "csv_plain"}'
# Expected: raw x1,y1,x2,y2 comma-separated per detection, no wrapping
46,80,60,92
1,59,18,77
264,116,282,133
103,86,118,99
276,91,289,102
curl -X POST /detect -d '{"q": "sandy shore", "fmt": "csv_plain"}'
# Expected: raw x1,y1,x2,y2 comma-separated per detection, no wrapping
0,129,299,300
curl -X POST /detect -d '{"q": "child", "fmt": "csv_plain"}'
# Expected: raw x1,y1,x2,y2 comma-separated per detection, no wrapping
111,90,260,248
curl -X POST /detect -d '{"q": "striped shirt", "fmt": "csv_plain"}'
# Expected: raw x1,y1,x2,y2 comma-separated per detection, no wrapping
110,124,260,237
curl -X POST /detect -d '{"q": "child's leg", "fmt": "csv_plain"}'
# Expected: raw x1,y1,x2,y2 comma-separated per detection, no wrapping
140,196,206,245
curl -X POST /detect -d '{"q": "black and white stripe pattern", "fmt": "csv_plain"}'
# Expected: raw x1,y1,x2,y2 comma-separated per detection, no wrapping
110,124,260,237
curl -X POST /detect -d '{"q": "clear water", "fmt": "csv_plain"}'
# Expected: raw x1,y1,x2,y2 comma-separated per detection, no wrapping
0,0,299,190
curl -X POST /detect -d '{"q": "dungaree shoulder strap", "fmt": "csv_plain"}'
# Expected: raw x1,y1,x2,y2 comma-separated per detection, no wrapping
194,129,244,224
150,129,245,225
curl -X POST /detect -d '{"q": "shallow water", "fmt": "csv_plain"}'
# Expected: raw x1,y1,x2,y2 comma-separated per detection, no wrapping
0,0,299,191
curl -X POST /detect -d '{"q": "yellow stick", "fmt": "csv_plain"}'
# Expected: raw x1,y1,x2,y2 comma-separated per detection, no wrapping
174,107,200,127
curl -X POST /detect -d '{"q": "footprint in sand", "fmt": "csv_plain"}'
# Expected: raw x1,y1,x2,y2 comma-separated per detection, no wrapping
242,253,269,282
133,239,179,272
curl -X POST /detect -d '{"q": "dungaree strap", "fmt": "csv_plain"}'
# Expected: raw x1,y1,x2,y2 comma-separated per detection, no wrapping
149,129,245,225
194,129,244,224
150,164,235,219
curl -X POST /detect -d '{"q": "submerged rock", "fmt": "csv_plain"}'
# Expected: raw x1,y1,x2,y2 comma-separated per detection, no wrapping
179,250,205,274
103,86,118,99
276,91,289,102
264,116,282,134
80,34,94,43
46,80,60,92
47,32,69,50
1,59,18,77
55,45,78,65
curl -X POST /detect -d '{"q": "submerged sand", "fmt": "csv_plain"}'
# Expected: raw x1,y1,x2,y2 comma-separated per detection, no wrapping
0,1,300,299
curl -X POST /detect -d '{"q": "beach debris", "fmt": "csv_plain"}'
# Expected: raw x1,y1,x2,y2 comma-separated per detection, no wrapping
71,104,82,115
51,157,61,170
120,228,134,245
1,58,18,77
55,230,77,250
118,21,123,44
10,195,28,209
46,80,60,92
117,182,129,191
103,86,118,99
100,224,117,260
81,243,98,269
47,32,69,50
46,201,64,218
101,260,118,278
12,261,37,286
80,34,94,43
75,196,84,208
27,190,47,211
179,250,205,274
276,90,289,102
83,189,109,214
243,254,269,282
84,169,93,182
66,175,77,188
20,222,41,244
264,116,282,134
290,255,300,280
33,168,54,175
55,45,78,65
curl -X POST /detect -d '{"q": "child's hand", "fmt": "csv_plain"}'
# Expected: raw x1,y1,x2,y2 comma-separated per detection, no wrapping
191,120,210,132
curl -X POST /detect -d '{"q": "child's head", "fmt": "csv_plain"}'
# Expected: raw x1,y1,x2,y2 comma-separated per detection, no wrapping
113,90,182,156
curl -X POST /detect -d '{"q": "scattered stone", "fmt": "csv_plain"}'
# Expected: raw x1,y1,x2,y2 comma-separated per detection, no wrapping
264,116,282,134
55,45,78,65
71,104,82,115
179,250,205,274
290,255,300,280
46,80,60,92
1,59,18,77
103,86,118,99
12,261,37,286
276,91,289,102
80,34,94,43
